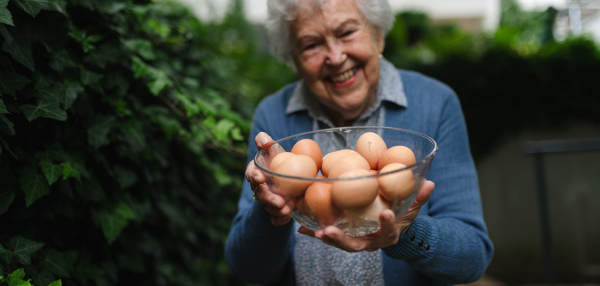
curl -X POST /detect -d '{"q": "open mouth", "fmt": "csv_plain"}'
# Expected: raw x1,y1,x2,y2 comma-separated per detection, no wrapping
329,68,358,84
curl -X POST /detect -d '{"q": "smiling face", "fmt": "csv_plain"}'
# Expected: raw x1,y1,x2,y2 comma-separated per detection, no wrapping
290,0,384,127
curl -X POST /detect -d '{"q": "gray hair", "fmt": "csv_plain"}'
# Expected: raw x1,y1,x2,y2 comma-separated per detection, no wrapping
265,0,395,63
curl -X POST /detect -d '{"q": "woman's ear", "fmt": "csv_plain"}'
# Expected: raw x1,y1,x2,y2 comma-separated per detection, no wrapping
376,31,385,53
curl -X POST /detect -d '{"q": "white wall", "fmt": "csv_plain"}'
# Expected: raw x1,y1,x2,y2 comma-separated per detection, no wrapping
177,0,501,31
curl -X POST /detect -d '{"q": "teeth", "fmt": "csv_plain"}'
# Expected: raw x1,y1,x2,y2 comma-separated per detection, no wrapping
330,68,357,83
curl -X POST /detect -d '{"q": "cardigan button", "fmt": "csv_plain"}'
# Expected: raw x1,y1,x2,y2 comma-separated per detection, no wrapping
424,243,430,250
418,240,424,246
410,234,416,241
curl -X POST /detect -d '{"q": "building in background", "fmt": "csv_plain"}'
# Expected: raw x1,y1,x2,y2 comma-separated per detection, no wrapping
176,0,599,41
554,0,600,41
178,0,501,31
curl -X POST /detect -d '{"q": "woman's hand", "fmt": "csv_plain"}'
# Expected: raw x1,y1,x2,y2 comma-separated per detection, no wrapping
298,180,435,252
245,132,293,226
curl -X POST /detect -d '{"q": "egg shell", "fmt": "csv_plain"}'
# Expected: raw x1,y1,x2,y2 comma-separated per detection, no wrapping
346,195,391,222
273,154,318,197
293,196,311,218
328,153,371,178
331,169,379,210
377,145,416,170
321,149,357,177
355,132,388,170
291,139,323,170
378,163,416,202
269,152,295,171
304,181,340,225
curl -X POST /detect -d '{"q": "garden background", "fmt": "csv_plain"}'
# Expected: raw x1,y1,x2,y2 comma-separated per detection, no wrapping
0,0,599,285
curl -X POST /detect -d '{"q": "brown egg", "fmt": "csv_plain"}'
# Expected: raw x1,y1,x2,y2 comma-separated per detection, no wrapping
378,145,416,170
378,163,416,202
269,152,295,171
331,169,379,210
291,139,323,170
304,181,340,225
347,195,391,222
273,154,318,197
321,149,357,177
293,196,311,218
328,153,370,178
355,132,387,170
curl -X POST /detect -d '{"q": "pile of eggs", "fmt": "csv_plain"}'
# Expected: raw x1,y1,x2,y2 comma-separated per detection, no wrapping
268,132,417,225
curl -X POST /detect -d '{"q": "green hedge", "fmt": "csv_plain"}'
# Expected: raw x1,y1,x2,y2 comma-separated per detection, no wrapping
0,0,276,285
407,38,600,160
384,10,600,161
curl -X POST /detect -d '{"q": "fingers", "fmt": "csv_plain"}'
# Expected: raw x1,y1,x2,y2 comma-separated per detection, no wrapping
377,209,400,246
255,132,274,150
252,182,291,226
298,226,316,237
246,161,266,188
415,180,435,206
317,227,369,253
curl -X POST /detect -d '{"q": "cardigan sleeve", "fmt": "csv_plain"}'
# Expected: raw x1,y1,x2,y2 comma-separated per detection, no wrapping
381,71,494,284
224,93,296,285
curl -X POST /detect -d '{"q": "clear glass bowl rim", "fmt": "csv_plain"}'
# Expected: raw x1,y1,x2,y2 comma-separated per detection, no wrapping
254,126,438,182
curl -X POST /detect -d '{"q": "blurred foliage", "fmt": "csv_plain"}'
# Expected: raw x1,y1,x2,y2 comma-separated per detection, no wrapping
0,0,292,285
383,2,600,162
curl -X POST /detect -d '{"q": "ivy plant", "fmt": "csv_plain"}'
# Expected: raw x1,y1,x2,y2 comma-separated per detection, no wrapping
0,0,270,285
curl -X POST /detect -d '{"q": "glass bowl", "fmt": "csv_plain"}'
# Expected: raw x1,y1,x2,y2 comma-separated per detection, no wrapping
254,126,437,237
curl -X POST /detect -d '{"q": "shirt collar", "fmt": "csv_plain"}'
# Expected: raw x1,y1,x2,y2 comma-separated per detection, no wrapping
285,58,407,120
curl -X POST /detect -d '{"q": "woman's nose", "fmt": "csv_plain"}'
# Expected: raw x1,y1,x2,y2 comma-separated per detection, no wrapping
325,40,346,66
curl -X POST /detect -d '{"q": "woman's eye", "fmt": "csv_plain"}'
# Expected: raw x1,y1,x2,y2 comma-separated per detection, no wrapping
340,30,355,37
303,43,318,51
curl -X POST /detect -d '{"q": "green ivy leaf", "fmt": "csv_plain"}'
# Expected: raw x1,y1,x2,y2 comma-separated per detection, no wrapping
87,116,115,148
113,165,137,189
95,1,126,14
64,83,83,110
1,35,35,72
147,70,170,95
8,268,26,280
21,98,67,122
0,0,14,26
0,162,18,215
48,280,62,286
143,18,171,39
0,98,7,114
9,236,44,265
7,277,33,286
98,202,135,244
131,56,151,78
0,114,15,135
68,28,102,53
0,72,31,96
0,243,12,264
42,249,76,278
0,188,15,215
122,39,155,60
17,166,51,207
12,0,48,17
213,119,235,142
79,68,103,85
44,0,66,15
119,121,146,150
231,127,244,141
61,162,81,181
39,159,62,185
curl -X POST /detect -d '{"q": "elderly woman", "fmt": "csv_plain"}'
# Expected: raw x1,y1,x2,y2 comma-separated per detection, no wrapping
225,0,494,285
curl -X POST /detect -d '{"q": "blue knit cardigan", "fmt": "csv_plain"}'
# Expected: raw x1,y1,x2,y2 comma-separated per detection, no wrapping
225,68,494,285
